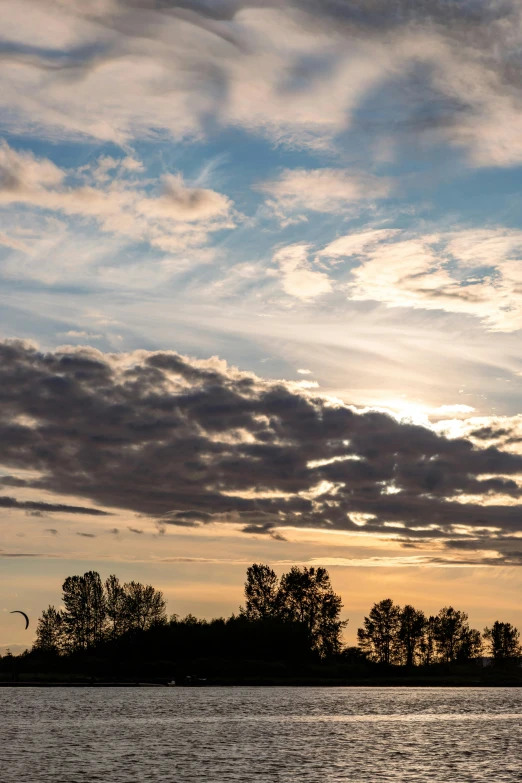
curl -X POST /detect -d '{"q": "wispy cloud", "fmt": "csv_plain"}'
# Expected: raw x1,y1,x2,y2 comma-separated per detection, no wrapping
0,142,236,262
284,227,522,331
272,243,332,300
259,169,391,221
2,1,522,166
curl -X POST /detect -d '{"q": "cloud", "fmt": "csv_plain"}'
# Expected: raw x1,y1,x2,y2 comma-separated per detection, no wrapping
127,526,144,534
76,532,96,538
272,243,332,300
260,169,391,219
0,142,235,266
435,413,522,454
140,174,232,222
316,227,522,331
0,3,394,149
319,230,401,260
0,495,110,515
0,1,521,166
0,0,522,165
1,339,522,555
61,331,103,339
44,528,59,536
0,142,64,193
435,404,475,415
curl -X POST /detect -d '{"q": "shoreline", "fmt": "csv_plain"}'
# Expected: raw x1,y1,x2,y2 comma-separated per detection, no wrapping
2,679,522,688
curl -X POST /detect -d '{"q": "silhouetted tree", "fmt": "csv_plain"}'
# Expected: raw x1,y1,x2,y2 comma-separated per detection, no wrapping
457,627,483,662
419,615,437,665
434,607,476,663
357,599,401,665
122,581,167,632
243,564,280,619
35,572,167,653
484,621,521,662
33,605,64,654
105,575,127,639
457,628,484,661
62,571,106,650
278,566,346,657
398,605,426,666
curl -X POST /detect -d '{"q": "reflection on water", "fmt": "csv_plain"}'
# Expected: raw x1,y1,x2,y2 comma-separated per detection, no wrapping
2,687,522,782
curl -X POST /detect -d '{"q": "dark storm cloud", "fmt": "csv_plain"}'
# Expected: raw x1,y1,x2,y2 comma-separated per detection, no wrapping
1,340,522,548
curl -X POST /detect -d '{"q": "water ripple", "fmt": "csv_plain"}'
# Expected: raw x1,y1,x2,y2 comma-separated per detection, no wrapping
2,687,522,782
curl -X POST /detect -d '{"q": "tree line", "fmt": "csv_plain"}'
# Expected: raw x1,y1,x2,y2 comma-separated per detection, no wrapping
32,564,345,658
356,598,521,665
30,564,521,666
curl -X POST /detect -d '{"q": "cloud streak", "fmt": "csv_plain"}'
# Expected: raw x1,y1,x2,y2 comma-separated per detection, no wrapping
0,495,110,515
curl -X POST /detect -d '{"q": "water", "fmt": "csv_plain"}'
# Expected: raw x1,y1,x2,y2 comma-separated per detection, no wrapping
2,687,521,782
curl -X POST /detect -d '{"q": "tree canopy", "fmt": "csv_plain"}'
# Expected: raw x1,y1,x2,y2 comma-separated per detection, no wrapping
35,571,167,653
244,563,347,657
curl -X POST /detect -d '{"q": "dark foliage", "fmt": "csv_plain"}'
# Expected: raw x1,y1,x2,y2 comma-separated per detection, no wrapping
483,621,521,662
2,568,522,684
357,601,487,665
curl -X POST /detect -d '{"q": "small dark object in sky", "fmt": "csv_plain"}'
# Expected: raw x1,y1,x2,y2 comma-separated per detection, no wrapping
10,611,29,630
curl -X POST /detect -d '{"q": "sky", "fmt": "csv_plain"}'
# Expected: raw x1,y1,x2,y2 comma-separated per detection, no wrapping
3,0,522,653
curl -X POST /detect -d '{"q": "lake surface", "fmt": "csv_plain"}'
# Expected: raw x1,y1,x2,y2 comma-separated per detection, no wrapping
2,687,522,782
